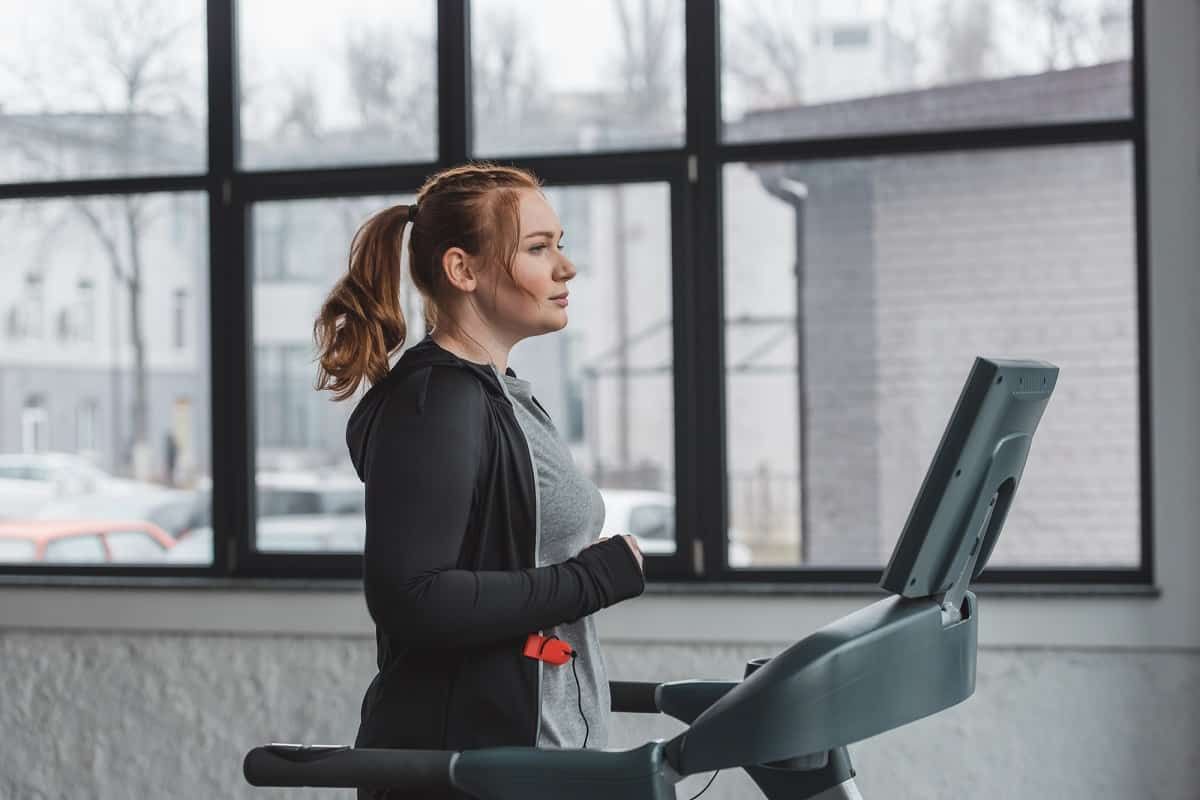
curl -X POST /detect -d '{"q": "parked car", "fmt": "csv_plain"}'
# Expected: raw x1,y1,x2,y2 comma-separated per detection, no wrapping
255,470,364,517
167,515,365,563
32,486,210,540
599,488,753,567
167,471,366,562
0,519,176,564
0,452,168,520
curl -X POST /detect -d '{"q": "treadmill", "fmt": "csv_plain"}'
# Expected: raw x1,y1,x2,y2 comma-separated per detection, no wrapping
244,356,1058,799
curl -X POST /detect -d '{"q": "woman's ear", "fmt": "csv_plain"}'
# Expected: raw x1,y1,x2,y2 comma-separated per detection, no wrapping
441,247,478,293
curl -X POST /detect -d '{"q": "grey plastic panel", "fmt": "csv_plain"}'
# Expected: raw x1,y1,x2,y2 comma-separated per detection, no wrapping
666,592,977,774
656,680,738,724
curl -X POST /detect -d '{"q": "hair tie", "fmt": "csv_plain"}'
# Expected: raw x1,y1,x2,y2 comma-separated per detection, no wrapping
408,203,420,224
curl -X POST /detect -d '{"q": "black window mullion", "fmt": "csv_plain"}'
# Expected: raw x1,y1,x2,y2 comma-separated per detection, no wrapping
207,0,250,576
1130,0,1154,587
684,0,727,579
439,0,471,166
654,164,699,580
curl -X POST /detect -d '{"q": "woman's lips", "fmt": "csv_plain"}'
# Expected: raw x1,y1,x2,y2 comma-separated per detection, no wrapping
552,297,569,307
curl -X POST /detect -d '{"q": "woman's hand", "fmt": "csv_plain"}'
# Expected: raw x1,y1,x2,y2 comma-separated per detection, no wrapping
598,534,643,572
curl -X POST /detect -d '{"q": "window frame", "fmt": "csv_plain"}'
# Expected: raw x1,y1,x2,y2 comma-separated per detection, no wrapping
0,0,1151,589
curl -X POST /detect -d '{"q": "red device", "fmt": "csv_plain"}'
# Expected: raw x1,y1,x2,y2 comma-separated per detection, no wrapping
523,633,574,666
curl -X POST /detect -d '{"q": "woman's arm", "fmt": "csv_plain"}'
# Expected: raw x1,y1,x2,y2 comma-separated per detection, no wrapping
361,365,644,648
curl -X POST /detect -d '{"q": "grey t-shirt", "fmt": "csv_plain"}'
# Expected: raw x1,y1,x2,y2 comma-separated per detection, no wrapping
499,371,611,750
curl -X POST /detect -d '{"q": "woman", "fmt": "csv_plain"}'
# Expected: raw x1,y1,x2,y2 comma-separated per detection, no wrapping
314,162,646,799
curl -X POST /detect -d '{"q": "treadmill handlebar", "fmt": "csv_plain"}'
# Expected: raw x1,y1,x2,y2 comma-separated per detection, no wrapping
243,744,455,791
609,680,661,713
244,681,664,789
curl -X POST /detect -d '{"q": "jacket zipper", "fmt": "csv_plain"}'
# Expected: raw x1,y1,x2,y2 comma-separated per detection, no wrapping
493,365,543,748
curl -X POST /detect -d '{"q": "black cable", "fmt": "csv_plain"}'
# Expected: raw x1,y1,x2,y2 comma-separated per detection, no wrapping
569,651,589,749
683,770,720,800
560,643,709,793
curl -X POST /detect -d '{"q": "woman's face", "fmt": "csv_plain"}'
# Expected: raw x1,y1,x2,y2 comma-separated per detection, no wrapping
480,188,577,339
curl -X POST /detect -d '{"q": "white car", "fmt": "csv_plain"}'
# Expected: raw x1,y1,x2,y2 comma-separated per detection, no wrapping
166,515,366,563
598,488,753,567
167,471,365,563
0,452,157,520
32,486,207,540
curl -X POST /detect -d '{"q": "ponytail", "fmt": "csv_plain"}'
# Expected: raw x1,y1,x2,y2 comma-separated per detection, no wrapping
313,203,416,402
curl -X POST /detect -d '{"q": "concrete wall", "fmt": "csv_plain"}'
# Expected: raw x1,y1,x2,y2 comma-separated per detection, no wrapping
1,631,1196,800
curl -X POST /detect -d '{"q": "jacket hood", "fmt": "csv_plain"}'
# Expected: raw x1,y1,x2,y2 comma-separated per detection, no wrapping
345,333,515,481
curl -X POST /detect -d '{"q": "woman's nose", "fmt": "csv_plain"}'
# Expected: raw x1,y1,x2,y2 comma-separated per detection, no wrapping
559,256,577,280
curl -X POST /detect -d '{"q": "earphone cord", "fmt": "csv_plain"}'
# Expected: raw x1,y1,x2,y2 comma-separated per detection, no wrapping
569,651,589,749
684,770,720,800
566,648,714,797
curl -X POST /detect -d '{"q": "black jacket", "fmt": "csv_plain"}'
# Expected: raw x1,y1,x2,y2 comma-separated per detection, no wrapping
346,334,645,763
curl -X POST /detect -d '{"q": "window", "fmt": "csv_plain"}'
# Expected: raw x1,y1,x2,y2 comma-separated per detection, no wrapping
21,396,49,454
25,274,44,338
0,194,213,567
173,289,188,349
471,0,685,156
717,1,1143,578
0,0,207,182
831,25,872,48
77,399,98,454
724,143,1138,568
722,1,1132,142
77,278,96,341
0,0,1148,588
250,195,414,555
237,0,437,169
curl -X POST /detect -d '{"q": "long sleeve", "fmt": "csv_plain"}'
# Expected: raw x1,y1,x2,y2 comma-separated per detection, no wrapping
361,366,644,649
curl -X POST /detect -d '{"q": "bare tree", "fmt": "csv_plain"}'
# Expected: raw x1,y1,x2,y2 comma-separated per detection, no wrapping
938,0,995,82
723,0,808,111
273,76,323,143
472,6,549,151
1,0,200,474
613,0,677,129
343,23,435,150
1015,0,1130,70
78,0,197,475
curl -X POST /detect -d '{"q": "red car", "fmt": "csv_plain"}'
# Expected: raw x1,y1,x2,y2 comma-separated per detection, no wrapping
0,519,176,564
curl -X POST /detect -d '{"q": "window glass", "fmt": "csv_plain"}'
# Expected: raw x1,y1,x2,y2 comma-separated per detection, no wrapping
0,0,207,182
238,0,437,169
629,504,673,540
722,143,1138,568
0,193,213,565
721,0,1133,143
471,0,685,156
252,195,414,553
